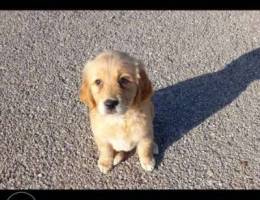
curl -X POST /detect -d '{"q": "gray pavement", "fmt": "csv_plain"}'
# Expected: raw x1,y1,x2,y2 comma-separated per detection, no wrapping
0,11,259,189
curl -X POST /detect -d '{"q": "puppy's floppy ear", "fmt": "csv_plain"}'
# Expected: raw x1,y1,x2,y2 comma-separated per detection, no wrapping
134,63,153,104
79,78,96,110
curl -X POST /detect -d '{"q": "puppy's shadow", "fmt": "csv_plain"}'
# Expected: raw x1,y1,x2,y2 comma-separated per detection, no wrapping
152,48,260,165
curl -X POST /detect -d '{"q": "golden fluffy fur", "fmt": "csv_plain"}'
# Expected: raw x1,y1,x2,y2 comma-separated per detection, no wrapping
80,50,158,174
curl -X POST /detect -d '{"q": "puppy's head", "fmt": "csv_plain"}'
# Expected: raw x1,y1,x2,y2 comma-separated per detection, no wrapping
80,50,152,115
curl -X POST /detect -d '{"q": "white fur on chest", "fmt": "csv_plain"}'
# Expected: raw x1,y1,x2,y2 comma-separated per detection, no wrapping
109,138,136,151
94,112,146,152
103,114,138,151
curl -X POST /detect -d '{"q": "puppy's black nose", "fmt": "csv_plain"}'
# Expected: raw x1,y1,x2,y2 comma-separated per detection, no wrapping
104,99,119,109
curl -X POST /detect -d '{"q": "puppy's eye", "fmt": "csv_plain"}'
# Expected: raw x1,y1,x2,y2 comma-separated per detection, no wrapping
119,77,130,86
95,79,102,85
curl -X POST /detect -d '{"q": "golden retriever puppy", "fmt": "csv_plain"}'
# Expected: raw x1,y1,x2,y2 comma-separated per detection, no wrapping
80,50,158,174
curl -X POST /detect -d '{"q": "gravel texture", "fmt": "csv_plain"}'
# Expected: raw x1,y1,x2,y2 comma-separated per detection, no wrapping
0,11,260,189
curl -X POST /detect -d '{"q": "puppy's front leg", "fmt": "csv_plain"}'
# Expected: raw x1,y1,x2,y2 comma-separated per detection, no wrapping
96,141,114,174
137,138,156,172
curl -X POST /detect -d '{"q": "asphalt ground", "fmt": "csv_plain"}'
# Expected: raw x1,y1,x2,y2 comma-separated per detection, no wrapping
0,11,260,189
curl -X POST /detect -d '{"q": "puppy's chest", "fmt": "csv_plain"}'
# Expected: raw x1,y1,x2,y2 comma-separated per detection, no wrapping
98,114,146,151
109,137,136,152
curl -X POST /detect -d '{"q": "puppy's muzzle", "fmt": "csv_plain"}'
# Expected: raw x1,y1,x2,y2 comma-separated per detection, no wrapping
104,99,119,111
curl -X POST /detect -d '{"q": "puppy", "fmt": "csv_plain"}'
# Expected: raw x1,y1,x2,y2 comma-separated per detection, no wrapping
80,50,158,174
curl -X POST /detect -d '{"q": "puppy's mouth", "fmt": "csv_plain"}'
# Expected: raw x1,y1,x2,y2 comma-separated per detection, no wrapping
105,108,118,115
99,100,127,115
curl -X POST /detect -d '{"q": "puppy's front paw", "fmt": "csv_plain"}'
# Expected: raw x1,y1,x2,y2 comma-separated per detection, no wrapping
98,159,113,174
140,157,156,172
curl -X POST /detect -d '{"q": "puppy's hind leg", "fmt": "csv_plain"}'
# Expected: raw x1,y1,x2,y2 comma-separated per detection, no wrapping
113,151,125,166
153,142,159,155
